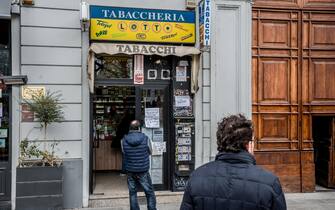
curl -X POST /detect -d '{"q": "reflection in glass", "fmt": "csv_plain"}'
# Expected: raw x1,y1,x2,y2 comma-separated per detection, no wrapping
0,89,10,161
95,55,133,79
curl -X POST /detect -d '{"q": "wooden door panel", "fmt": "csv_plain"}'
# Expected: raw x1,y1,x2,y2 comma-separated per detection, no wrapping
257,12,299,49
255,151,301,192
303,13,335,50
256,114,299,150
303,0,335,9
260,21,290,48
258,58,298,103
254,0,301,9
311,60,335,101
303,12,335,106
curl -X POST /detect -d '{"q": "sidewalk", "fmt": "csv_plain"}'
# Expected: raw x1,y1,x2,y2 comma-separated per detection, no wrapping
81,191,335,210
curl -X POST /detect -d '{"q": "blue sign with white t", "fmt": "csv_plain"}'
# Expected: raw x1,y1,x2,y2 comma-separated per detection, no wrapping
199,0,211,47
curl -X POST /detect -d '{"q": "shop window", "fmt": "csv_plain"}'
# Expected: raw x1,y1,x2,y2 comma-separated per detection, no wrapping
0,19,10,161
95,55,133,79
0,20,10,76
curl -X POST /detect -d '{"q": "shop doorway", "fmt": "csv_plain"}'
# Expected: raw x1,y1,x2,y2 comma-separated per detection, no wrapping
91,84,171,196
313,116,335,189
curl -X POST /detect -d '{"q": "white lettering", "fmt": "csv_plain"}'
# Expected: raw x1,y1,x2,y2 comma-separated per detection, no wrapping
157,13,164,21
148,12,156,20
133,11,140,19
110,11,117,18
125,11,133,19
165,13,172,21
101,9,188,23
178,14,185,22
119,10,125,18
102,10,108,18
140,12,147,19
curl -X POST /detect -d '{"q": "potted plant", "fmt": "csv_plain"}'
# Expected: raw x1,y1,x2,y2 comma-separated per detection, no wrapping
16,91,65,210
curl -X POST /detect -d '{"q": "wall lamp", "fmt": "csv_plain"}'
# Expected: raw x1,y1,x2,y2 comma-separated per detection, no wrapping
0,75,28,85
80,1,90,32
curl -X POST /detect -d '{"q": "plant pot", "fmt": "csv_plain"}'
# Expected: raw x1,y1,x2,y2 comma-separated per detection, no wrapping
16,166,63,210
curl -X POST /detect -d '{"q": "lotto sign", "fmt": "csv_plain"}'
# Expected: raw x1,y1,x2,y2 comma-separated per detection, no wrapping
90,6,196,44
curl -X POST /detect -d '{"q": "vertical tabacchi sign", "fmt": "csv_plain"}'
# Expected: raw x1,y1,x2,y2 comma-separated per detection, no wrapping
199,0,210,48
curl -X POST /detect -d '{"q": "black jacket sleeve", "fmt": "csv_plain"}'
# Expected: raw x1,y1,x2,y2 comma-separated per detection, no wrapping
271,178,287,210
180,181,194,210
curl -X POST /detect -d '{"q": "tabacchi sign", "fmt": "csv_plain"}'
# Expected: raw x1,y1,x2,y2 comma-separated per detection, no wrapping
90,6,196,44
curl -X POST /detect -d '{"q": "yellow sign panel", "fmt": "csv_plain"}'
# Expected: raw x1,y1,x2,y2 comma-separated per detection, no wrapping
22,86,46,100
90,6,196,44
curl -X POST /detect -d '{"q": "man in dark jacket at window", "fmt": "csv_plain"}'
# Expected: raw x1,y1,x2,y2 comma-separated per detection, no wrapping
180,114,286,210
121,120,157,210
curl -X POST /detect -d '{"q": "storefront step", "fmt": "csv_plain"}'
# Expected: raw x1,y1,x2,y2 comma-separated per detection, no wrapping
89,191,183,208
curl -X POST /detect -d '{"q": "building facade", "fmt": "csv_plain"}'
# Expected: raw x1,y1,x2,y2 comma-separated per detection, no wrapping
1,0,252,209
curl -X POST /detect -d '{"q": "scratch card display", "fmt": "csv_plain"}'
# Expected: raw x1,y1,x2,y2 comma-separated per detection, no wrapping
0,138,5,148
174,89,192,117
0,129,7,138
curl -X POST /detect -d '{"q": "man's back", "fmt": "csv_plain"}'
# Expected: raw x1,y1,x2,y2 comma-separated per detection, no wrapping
180,151,286,210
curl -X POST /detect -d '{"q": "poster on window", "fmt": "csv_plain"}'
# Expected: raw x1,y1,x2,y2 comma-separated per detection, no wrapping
175,96,190,107
134,55,144,84
176,66,187,82
145,108,160,128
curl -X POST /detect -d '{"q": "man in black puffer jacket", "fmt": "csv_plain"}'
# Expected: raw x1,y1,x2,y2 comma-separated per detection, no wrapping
180,114,286,210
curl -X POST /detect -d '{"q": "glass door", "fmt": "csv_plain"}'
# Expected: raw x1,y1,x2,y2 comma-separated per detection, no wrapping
137,85,170,190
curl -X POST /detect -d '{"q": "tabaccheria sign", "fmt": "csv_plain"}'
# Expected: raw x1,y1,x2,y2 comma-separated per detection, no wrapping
90,6,196,44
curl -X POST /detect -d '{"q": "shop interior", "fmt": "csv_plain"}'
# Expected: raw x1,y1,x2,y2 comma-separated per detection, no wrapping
313,116,335,191
92,86,135,195
92,85,167,195
90,53,194,195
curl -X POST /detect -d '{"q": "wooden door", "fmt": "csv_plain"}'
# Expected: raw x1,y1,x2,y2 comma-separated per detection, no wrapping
252,8,301,192
253,0,335,192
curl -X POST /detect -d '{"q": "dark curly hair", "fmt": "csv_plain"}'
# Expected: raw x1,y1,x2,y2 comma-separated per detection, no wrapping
216,114,253,153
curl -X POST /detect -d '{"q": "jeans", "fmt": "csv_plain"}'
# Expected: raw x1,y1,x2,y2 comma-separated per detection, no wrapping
127,172,157,210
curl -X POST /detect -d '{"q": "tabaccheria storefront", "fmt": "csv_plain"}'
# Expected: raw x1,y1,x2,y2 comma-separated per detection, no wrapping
87,5,200,195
